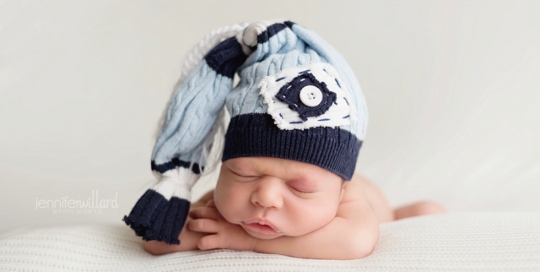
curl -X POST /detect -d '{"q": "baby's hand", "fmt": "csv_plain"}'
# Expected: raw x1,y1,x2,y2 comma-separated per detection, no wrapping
188,200,256,251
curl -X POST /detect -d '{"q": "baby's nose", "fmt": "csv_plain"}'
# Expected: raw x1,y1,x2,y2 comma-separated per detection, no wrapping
250,177,284,209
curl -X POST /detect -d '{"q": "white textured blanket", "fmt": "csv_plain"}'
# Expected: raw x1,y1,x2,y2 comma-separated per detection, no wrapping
1,212,539,271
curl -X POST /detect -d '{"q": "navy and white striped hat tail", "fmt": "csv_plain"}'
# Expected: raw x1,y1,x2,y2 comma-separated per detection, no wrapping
123,190,189,244
123,32,248,245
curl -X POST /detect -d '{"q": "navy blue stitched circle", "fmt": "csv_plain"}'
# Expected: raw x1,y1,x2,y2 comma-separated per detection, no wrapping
276,73,337,121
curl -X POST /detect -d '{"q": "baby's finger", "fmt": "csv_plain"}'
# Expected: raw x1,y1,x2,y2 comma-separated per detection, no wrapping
206,199,216,207
188,218,220,233
190,206,221,219
198,234,220,250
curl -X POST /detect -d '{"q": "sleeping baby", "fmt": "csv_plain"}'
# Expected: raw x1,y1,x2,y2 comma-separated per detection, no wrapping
123,20,445,260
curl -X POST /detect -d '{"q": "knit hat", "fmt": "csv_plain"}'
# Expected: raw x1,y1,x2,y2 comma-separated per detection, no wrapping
123,20,368,245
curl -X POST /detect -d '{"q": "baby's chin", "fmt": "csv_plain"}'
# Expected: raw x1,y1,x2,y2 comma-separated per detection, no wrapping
245,230,284,240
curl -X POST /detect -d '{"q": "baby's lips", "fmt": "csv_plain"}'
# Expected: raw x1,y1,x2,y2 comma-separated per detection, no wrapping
242,218,281,233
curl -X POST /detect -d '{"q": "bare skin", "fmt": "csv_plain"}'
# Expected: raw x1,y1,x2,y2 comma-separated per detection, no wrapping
357,175,446,222
143,169,446,258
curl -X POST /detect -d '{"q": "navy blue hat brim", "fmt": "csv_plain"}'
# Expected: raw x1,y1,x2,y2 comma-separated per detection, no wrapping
222,113,361,181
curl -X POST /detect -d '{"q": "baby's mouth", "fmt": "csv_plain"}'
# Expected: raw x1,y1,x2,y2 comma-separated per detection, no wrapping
241,219,281,236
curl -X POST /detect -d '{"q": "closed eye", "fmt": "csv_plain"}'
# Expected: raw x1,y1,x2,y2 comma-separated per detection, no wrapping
290,185,316,194
288,178,318,194
230,169,259,180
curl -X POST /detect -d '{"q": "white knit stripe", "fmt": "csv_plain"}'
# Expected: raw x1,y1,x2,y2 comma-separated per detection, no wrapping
152,167,199,201
180,22,249,82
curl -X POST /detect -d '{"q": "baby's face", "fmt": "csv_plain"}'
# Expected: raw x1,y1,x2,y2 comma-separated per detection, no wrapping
214,157,344,240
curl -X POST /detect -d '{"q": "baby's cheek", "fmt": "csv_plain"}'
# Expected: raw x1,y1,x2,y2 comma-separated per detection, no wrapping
308,202,338,226
214,187,242,223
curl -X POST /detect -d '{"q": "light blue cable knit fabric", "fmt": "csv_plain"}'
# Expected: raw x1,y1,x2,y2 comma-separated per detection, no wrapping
152,63,233,168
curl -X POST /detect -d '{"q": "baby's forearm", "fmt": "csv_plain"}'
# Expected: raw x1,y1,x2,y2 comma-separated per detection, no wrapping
252,217,379,260
143,216,205,255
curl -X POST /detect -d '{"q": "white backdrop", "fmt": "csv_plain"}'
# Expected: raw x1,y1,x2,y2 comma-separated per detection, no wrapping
1,0,539,233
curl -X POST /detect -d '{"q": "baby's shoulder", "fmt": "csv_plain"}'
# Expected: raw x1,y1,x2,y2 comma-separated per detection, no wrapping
340,173,368,203
340,173,394,223
337,173,382,221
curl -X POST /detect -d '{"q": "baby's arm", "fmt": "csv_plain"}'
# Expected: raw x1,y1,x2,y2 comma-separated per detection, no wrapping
189,174,379,260
142,190,214,255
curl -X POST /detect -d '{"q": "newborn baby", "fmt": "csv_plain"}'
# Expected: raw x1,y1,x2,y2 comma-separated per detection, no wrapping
143,157,445,259
123,20,445,260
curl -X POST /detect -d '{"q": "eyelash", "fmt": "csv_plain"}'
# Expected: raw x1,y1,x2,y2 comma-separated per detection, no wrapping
290,186,315,194
231,169,315,193
231,170,259,180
